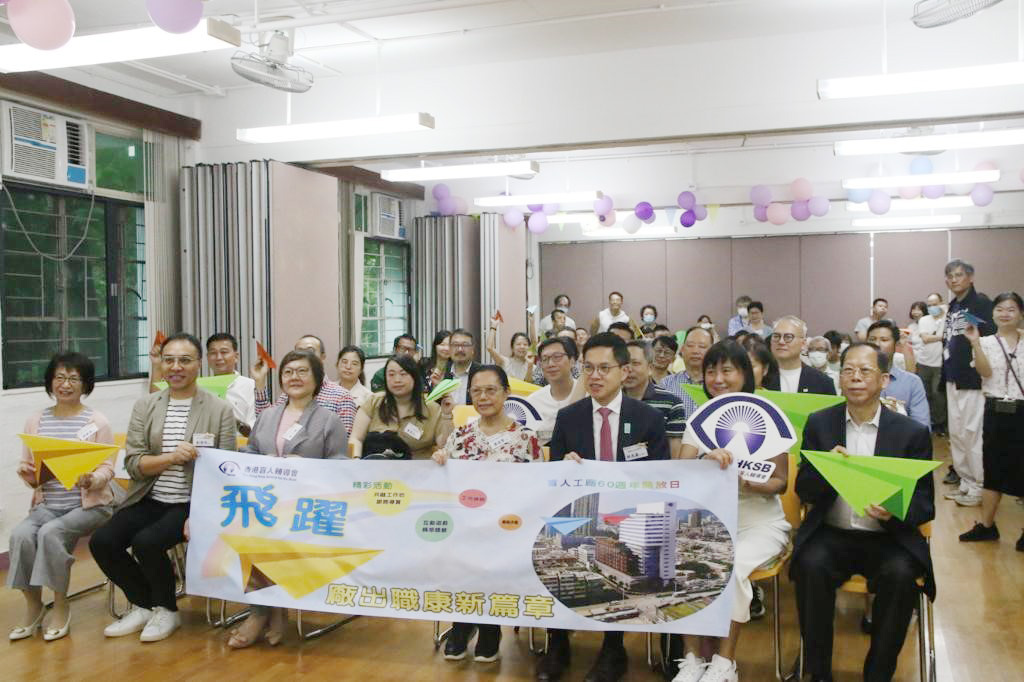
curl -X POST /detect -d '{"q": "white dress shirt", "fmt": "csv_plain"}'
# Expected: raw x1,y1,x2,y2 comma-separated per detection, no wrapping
591,391,623,460
825,405,884,532
225,374,257,429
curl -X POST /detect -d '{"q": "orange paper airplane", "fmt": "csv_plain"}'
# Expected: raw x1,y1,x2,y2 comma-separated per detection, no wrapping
18,434,119,490
154,330,167,347
256,341,277,369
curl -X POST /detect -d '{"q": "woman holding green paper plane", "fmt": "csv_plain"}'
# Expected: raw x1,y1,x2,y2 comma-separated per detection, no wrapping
9,352,116,643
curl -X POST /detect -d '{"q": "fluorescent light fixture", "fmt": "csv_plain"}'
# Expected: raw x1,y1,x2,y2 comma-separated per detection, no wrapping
474,190,603,208
818,62,1024,99
0,19,240,73
380,161,538,182
237,113,435,143
846,197,973,212
836,128,1024,156
843,169,999,190
852,214,962,228
547,212,596,225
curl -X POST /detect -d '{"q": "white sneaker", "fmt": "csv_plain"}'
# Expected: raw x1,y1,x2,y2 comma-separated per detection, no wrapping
139,607,181,642
104,606,153,637
943,489,965,500
672,652,709,682
700,654,739,682
954,493,982,507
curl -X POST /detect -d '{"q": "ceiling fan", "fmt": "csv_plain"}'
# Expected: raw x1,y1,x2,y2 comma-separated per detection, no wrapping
912,0,1005,28
230,30,313,93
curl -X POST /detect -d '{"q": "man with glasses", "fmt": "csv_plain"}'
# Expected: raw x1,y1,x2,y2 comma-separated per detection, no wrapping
445,328,482,405
206,333,256,436
941,259,994,507
526,338,585,445
792,342,934,682
765,316,836,395
538,332,669,682
370,334,418,392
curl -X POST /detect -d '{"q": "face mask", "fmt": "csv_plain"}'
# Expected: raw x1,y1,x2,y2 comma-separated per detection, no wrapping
839,342,850,353
927,305,941,316
642,314,655,324
699,322,711,329
738,307,749,318
808,351,828,368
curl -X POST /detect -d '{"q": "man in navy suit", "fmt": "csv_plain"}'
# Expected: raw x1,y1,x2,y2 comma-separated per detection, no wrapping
765,315,837,395
792,342,935,682
537,333,669,682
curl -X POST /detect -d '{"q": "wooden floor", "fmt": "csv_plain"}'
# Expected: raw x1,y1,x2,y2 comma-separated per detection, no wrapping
2,436,1021,682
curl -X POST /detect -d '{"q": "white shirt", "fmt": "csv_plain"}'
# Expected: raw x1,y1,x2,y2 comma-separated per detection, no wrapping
539,313,577,334
526,381,576,443
825,406,883,532
225,374,257,429
779,367,802,393
342,381,372,407
915,313,944,368
452,365,472,405
979,334,1024,400
597,308,630,332
591,391,623,459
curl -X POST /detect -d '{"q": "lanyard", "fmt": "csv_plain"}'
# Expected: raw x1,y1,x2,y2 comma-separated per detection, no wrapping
995,335,1024,399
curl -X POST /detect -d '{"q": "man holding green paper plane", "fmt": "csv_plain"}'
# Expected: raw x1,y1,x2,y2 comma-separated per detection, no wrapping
792,342,935,682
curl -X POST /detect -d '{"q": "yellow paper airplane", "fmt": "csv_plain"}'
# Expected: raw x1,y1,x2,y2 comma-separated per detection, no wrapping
220,534,382,599
508,377,540,396
18,434,119,490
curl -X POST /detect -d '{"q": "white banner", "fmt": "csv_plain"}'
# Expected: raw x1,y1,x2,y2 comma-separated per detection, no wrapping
186,449,738,635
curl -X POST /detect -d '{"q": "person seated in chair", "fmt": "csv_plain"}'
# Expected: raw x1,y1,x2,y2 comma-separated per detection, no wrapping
792,342,935,682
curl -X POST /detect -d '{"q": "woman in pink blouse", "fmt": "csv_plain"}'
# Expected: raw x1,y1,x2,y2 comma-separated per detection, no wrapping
432,364,541,662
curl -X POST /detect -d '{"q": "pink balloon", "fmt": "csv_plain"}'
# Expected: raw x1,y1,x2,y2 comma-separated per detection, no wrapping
502,209,523,228
766,203,788,225
868,190,891,215
8,0,76,50
693,204,708,221
753,204,768,222
593,196,613,216
599,210,617,227
970,184,994,207
921,185,945,200
808,196,830,217
898,186,921,200
453,197,468,214
542,203,559,215
527,213,548,234
431,183,451,201
974,160,997,172
438,196,456,216
680,210,697,228
790,178,813,201
791,200,811,221
750,185,772,207
146,0,204,34
677,191,696,210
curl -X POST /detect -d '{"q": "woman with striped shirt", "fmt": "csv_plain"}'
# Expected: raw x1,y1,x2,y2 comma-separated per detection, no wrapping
8,352,116,642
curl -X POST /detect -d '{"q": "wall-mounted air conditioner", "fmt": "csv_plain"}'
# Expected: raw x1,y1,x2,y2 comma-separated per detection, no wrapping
369,192,407,239
1,101,91,191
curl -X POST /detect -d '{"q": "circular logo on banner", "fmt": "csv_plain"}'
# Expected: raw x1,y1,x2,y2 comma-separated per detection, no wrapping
687,393,796,461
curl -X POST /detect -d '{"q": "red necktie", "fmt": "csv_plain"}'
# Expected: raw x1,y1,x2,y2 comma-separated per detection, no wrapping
598,407,614,461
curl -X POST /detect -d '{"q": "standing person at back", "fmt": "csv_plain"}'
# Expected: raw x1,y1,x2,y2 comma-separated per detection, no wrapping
917,294,947,436
855,298,892,341
539,294,577,336
941,259,995,507
727,295,753,336
593,291,630,333
765,316,836,395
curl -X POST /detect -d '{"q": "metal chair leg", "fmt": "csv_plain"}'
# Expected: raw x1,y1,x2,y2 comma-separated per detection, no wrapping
528,627,548,655
44,579,108,609
918,593,936,682
205,598,251,628
772,575,784,681
296,610,360,640
433,621,452,649
108,581,127,619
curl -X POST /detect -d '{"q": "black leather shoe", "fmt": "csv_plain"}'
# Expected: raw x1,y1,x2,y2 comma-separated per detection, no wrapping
535,641,571,681
583,645,628,682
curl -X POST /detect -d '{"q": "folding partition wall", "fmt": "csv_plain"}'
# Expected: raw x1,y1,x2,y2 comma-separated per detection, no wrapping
411,215,480,351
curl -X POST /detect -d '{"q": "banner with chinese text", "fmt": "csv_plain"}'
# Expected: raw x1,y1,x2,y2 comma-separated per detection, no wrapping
186,449,739,635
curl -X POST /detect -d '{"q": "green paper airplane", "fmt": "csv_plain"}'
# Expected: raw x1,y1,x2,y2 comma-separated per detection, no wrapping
802,450,941,520
426,378,460,403
154,373,238,400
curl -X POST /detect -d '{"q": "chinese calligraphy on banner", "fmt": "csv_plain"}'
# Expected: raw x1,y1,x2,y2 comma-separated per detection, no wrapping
186,449,739,635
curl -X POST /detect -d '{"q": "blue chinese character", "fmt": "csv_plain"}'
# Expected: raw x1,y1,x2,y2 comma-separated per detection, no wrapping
291,498,348,536
220,485,278,528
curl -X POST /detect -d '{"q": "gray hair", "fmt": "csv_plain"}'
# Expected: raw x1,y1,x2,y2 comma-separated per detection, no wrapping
772,315,808,337
945,259,974,276
626,340,654,365
807,335,830,348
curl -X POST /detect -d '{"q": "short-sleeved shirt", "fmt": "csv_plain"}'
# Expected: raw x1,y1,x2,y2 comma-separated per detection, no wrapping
640,382,687,438
657,371,700,419
979,335,1024,400
37,407,93,510
444,420,541,463
364,393,443,459
915,314,944,368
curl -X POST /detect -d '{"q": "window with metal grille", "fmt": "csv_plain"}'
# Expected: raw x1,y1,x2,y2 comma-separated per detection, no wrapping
360,238,411,357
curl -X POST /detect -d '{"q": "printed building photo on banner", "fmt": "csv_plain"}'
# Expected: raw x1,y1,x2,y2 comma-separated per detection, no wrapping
532,491,734,625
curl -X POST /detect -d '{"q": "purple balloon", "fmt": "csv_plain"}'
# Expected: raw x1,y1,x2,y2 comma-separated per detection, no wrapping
922,185,945,200
502,209,523,228
693,204,708,221
680,210,697,228
808,195,830,217
677,191,696,210
970,184,994,207
634,201,654,221
791,200,811,221
867,190,891,215
438,196,457,216
753,204,768,222
542,203,560,215
750,185,772,207
431,183,451,201
146,0,204,34
526,204,544,212
593,196,613,216
527,213,549,234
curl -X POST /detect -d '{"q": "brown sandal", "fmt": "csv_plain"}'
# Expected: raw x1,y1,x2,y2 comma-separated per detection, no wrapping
226,615,269,649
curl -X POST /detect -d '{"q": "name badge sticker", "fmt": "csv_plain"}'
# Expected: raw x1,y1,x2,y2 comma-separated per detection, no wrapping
622,443,648,461
192,432,215,447
623,422,632,435
402,422,424,440
283,423,303,441
76,423,98,441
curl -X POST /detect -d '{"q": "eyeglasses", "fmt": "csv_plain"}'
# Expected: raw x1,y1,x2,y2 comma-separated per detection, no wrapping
653,347,675,357
469,386,503,398
450,342,473,349
770,333,801,344
840,367,881,378
281,367,312,378
582,363,622,376
539,352,568,365
53,374,81,386
161,355,196,366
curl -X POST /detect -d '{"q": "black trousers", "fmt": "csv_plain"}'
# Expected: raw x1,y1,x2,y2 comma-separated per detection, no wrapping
89,497,187,611
794,526,922,682
548,628,624,650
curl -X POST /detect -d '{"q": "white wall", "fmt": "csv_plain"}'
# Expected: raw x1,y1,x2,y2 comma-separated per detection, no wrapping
0,379,147,553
